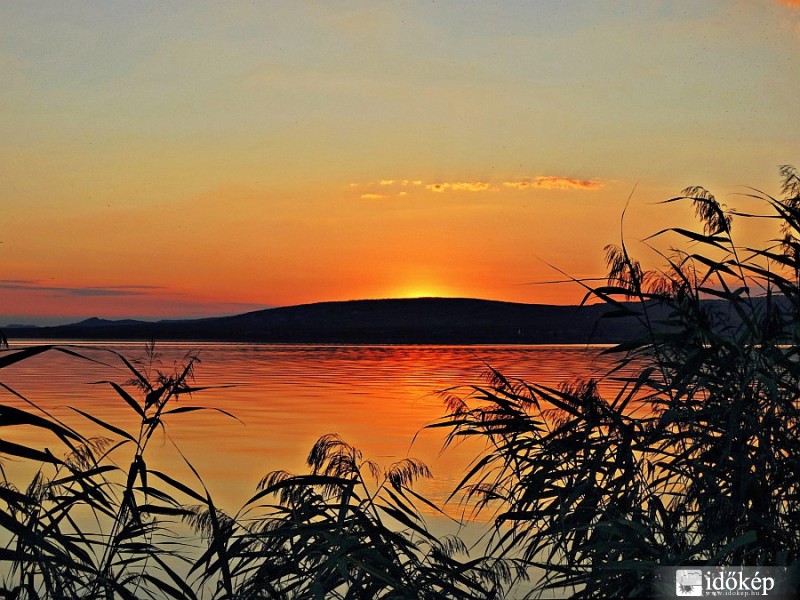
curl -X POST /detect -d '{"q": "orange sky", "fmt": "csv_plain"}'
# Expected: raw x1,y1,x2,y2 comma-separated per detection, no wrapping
1,1,798,324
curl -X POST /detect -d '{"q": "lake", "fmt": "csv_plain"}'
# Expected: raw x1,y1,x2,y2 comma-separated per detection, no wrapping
0,342,624,516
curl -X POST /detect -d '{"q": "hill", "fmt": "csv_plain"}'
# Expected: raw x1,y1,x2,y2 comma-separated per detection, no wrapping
4,297,646,344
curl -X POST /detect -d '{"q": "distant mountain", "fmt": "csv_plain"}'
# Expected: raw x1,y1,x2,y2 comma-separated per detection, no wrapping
73,317,149,328
4,297,649,344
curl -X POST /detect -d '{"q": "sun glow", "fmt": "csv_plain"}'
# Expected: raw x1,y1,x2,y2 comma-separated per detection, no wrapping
392,282,456,300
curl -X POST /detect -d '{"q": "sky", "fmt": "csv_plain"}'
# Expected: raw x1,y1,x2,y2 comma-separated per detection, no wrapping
1,0,798,324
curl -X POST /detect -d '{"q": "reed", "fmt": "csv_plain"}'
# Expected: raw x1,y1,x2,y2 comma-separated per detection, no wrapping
433,166,800,596
0,344,499,598
1,166,799,598
0,342,222,598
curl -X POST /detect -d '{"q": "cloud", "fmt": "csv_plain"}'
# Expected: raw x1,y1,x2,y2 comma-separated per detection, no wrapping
502,181,534,190
503,176,603,191
352,179,424,199
425,181,494,193
0,280,163,297
0,279,38,285
352,175,602,198
377,179,422,187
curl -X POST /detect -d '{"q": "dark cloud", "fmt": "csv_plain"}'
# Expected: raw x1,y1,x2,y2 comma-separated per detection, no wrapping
503,176,604,191
0,281,163,297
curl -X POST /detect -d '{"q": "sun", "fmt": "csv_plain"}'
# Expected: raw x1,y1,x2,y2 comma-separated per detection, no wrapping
391,282,455,299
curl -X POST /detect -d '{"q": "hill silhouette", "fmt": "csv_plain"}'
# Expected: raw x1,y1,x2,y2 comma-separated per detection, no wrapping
5,297,647,344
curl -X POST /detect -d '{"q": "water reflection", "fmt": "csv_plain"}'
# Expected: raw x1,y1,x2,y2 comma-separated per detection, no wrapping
0,342,623,513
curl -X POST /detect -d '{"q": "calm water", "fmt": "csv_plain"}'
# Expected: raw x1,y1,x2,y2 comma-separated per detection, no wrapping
0,342,623,514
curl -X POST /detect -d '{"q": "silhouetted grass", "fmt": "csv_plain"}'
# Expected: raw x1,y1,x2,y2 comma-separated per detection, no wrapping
2,167,800,598
433,166,800,596
0,343,503,598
